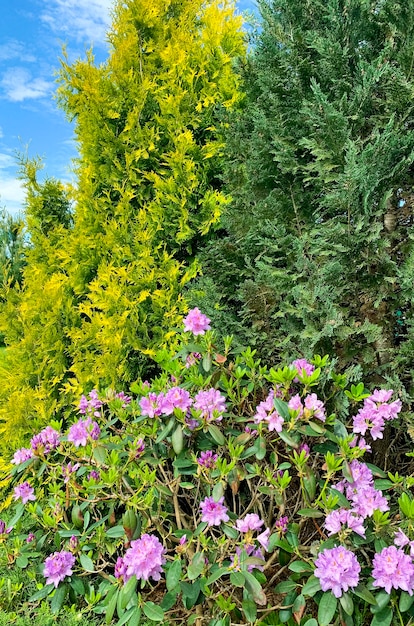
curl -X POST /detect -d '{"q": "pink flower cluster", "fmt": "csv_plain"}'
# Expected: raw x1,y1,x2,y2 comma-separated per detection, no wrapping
253,390,284,432
325,509,366,538
43,550,75,587
288,393,326,422
372,545,414,595
139,386,226,425
30,426,61,455
353,389,401,440
334,460,389,519
115,534,165,583
78,389,103,416
292,358,315,381
197,450,218,468
183,308,211,335
194,388,226,423
68,417,101,447
13,481,36,504
314,546,360,597
200,496,229,526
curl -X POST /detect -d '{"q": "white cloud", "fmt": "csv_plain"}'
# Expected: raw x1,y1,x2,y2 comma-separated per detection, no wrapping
40,0,113,47
0,153,25,216
0,68,53,102
0,40,36,64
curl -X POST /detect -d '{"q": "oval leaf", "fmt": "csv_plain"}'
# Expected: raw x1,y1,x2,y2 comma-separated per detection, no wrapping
143,601,165,622
318,592,338,626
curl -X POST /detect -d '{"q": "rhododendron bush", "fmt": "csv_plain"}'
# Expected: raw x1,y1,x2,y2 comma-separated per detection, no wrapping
1,309,413,626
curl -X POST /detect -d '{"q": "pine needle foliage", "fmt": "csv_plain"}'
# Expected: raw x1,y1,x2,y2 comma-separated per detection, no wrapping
192,0,414,398
0,0,245,455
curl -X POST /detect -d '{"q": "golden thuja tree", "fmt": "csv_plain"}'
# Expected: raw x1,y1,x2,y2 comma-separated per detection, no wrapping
0,0,244,456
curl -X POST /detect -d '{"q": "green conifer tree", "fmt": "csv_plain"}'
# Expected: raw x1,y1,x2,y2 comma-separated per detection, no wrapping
193,0,414,399
0,0,244,454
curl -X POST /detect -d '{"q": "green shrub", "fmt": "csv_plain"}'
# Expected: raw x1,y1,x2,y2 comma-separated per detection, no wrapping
0,309,412,626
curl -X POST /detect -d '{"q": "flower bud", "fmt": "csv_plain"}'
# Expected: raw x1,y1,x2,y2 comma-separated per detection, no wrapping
122,509,138,541
71,505,84,529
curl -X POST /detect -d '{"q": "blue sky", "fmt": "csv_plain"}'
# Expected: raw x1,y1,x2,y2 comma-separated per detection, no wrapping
0,0,256,216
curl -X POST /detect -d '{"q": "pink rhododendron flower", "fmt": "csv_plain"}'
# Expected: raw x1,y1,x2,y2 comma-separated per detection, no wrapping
194,388,226,422
62,462,80,484
324,509,366,537
257,528,271,550
183,308,211,335
253,390,284,432
200,496,229,526
288,394,304,416
352,389,401,440
30,426,60,455
67,417,100,447
13,482,36,504
197,451,218,468
123,534,166,582
372,546,414,595
334,460,389,519
235,513,263,533
304,393,326,422
139,392,163,418
161,386,193,415
292,359,315,381
11,447,33,465
231,545,265,572
43,550,75,587
275,516,289,534
186,352,202,368
394,529,410,547
314,546,360,598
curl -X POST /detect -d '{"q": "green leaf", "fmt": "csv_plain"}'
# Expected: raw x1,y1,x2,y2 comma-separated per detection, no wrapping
230,571,245,587
116,605,140,626
28,583,55,602
80,553,95,572
318,592,338,626
275,580,297,594
167,559,182,591
51,583,67,614
339,592,354,616
16,555,29,568
255,437,267,460
187,552,205,580
353,584,377,605
69,576,85,595
297,508,323,518
155,417,175,443
279,430,299,448
93,445,108,465
105,589,119,625
142,602,165,622
399,591,414,612
292,593,306,614
370,591,390,612
118,575,137,610
242,598,257,623
160,590,178,611
205,567,228,586
126,607,141,626
274,398,290,419
289,560,313,573
301,575,321,597
207,423,225,445
212,481,224,501
370,607,393,626
106,525,126,538
172,425,184,454
8,502,24,527
244,571,267,605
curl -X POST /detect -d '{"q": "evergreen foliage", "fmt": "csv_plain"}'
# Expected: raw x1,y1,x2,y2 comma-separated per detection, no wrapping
0,0,245,454
192,0,414,400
